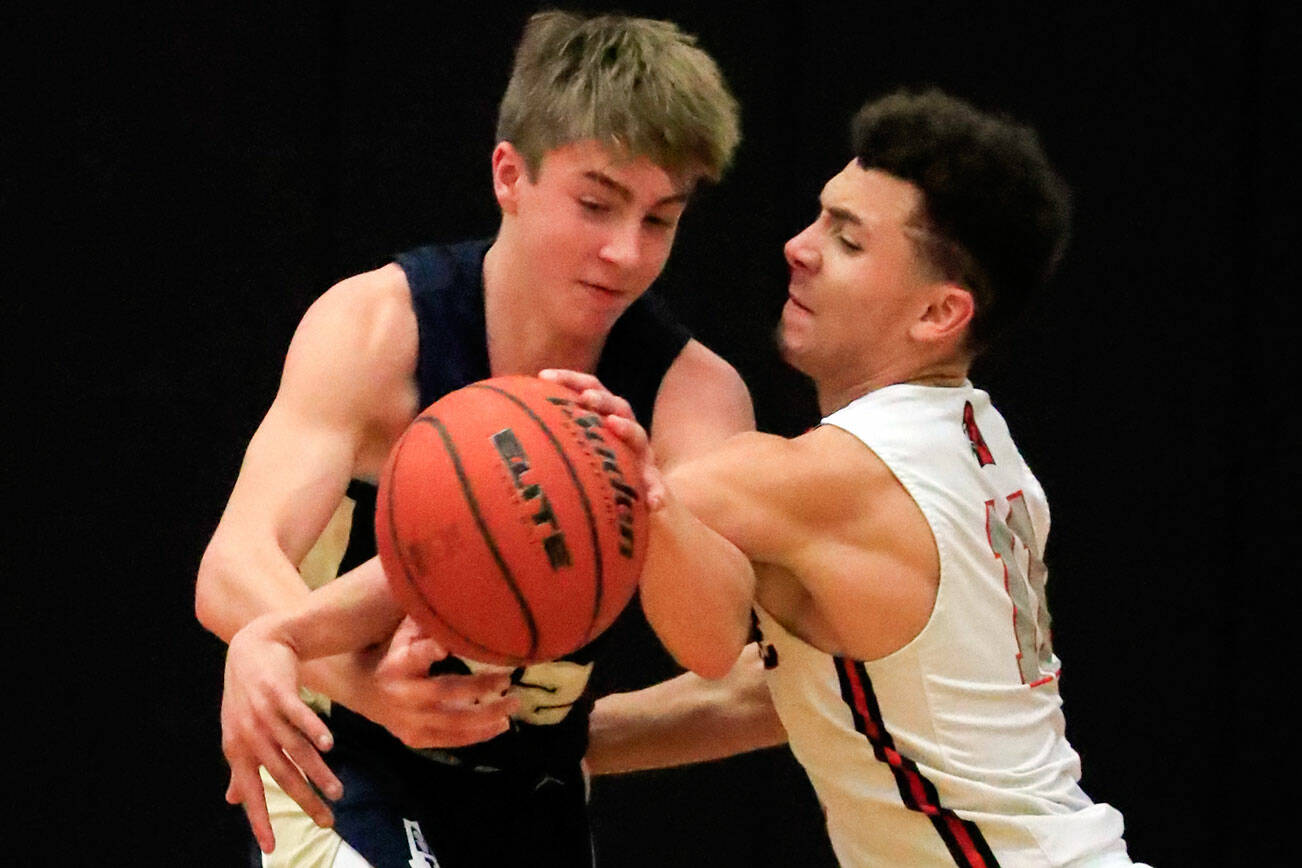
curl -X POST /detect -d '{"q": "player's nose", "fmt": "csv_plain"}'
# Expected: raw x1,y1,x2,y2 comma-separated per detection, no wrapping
784,223,820,273
599,220,641,269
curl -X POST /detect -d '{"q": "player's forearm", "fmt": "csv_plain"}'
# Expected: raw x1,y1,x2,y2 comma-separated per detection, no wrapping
195,531,316,642
265,559,404,661
639,491,755,679
586,645,786,774
200,529,401,710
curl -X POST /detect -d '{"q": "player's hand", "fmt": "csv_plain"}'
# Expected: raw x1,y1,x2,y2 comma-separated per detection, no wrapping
221,616,342,854
354,616,518,749
538,368,666,510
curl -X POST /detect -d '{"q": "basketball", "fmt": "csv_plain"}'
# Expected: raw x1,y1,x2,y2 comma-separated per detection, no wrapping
375,375,648,666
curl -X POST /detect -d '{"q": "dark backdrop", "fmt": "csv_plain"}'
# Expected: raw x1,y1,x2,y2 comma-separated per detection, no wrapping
12,1,1295,865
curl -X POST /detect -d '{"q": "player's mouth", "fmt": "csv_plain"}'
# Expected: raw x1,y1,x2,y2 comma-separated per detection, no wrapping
578,281,626,302
785,291,814,315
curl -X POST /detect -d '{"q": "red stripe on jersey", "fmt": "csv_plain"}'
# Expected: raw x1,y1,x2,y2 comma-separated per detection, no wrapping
943,814,992,868
836,658,1000,867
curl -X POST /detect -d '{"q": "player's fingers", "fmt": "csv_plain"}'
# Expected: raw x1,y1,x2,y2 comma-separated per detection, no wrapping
258,697,342,801
602,414,650,453
284,744,344,805
261,745,335,831
462,692,519,718
600,415,662,507
642,473,666,511
433,716,515,747
395,689,517,740
414,708,514,748
402,685,500,720
404,635,451,672
274,729,343,804
391,613,426,646
277,693,336,755
225,772,242,806
414,671,513,705
538,368,605,395
579,387,635,421
228,763,276,854
384,616,449,673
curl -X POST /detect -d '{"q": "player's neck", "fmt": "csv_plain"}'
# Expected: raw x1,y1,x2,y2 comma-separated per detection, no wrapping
816,356,970,415
486,321,605,379
482,243,605,377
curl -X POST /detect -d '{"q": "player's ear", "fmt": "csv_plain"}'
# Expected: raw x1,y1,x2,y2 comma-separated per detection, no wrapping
911,283,974,344
492,141,529,215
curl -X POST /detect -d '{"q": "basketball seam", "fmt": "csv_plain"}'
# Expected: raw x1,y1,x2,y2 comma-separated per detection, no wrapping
381,427,477,651
469,383,605,645
423,416,541,659
389,415,538,661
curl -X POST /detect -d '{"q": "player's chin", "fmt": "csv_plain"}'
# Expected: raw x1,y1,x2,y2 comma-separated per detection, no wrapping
566,293,632,334
775,320,810,369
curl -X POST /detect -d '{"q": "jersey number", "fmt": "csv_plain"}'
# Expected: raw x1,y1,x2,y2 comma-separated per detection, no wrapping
985,492,1058,686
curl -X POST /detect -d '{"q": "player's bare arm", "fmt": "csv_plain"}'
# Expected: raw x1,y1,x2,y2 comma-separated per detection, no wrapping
544,348,775,766
197,266,506,709
195,264,419,642
671,424,939,662
586,642,785,775
544,353,755,680
647,338,755,470
201,266,526,849
222,560,520,853
556,369,938,666
222,560,397,853
197,264,509,732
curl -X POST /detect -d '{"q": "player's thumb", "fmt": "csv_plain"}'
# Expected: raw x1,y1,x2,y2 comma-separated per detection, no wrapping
393,616,448,670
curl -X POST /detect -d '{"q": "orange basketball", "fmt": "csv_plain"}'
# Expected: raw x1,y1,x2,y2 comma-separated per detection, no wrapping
375,375,648,666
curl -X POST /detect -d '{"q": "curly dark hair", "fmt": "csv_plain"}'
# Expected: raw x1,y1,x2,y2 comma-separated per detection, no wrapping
851,88,1072,353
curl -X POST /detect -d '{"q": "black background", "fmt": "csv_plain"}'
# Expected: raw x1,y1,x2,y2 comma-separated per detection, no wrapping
10,1,1296,865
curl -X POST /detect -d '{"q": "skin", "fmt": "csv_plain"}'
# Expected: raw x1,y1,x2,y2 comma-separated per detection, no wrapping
583,641,785,775
199,138,755,854
549,162,980,679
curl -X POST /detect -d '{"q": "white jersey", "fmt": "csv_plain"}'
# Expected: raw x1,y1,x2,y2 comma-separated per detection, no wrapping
756,382,1131,868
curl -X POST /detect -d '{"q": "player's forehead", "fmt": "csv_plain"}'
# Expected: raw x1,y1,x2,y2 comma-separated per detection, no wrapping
538,139,697,205
819,161,923,229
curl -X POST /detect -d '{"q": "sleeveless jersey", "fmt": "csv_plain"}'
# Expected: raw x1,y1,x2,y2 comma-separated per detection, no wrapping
329,238,690,775
754,383,1132,868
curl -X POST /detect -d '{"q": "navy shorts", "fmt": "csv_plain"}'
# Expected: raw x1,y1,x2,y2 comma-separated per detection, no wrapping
253,707,593,868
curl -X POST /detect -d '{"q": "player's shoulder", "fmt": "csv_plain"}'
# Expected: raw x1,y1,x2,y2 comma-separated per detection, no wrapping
651,340,754,467
283,264,419,384
800,423,905,489
280,263,419,414
731,425,902,522
300,263,414,344
661,339,749,404
716,425,881,471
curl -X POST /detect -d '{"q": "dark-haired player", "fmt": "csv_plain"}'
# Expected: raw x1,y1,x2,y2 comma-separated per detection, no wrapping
558,89,1144,866
197,12,771,867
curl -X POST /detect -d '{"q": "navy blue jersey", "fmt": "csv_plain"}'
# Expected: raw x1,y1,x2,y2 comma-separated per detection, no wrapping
330,239,691,777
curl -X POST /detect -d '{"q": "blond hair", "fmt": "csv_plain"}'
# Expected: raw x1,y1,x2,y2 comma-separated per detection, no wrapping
496,11,740,182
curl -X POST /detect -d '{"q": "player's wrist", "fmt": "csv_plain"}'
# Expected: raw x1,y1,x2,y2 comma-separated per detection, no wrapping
305,644,390,715
233,610,292,652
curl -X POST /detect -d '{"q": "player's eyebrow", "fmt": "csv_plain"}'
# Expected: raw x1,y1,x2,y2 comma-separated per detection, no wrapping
582,170,691,207
825,205,863,227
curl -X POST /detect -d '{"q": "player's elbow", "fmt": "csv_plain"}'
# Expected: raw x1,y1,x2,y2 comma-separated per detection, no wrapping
688,650,742,681
675,616,751,681
194,538,236,640
643,593,748,680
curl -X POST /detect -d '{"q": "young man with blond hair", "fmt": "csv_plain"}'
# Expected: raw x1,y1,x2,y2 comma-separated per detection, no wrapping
198,12,764,867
